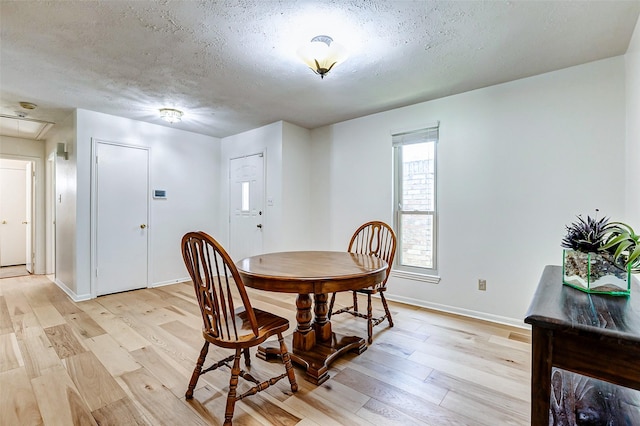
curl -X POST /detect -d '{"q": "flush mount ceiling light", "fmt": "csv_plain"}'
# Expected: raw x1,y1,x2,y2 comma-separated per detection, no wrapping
19,101,38,110
159,108,183,123
297,35,348,79
16,101,37,117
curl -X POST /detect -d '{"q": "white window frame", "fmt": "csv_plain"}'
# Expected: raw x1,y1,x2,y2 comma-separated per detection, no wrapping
392,124,439,279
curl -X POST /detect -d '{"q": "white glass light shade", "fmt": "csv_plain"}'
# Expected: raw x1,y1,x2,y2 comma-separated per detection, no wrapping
159,108,183,123
297,35,348,78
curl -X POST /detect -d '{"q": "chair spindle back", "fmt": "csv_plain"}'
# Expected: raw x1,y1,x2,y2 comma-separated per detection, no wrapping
181,231,258,342
348,221,396,285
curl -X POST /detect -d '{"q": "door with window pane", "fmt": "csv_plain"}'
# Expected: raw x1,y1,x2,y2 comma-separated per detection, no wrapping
229,154,264,261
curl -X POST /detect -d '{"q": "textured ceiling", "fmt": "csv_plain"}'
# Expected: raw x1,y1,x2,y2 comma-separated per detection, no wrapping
1,0,639,139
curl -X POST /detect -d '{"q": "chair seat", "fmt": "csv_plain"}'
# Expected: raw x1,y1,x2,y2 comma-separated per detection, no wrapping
355,284,387,295
204,307,290,349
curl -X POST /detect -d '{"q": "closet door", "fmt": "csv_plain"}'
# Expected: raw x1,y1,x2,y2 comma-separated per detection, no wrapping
0,162,27,267
95,142,149,296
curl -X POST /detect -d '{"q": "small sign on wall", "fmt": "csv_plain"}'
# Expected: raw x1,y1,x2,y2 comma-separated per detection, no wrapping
153,189,167,199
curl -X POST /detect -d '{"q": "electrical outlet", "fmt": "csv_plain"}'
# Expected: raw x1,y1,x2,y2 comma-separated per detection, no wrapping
478,279,487,291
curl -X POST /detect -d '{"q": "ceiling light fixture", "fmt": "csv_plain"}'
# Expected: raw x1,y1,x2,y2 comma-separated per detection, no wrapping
159,108,183,123
19,101,37,110
297,35,348,79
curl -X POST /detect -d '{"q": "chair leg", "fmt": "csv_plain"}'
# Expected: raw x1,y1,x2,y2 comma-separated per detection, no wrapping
224,349,242,426
328,292,336,319
243,347,251,366
353,291,359,313
278,333,298,392
367,293,373,344
186,341,210,399
380,291,394,327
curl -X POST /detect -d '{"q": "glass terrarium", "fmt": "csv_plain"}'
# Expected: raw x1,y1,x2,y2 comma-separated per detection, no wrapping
562,249,631,296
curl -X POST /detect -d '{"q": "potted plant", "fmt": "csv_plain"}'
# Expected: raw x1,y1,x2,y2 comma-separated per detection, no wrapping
561,213,631,295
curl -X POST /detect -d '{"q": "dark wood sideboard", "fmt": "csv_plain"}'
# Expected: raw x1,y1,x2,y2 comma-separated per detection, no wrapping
525,265,640,425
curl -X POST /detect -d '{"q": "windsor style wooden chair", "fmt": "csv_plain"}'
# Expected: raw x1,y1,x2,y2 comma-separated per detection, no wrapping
328,221,397,344
181,231,298,426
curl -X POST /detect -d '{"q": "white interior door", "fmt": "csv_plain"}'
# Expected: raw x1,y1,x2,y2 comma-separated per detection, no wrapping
25,161,34,273
0,160,27,267
229,154,264,261
95,142,149,296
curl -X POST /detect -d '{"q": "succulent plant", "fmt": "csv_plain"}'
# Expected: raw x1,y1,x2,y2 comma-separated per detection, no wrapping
602,222,640,274
561,213,610,253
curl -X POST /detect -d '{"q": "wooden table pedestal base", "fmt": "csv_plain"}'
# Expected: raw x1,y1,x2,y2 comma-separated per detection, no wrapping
257,293,366,385
256,333,366,385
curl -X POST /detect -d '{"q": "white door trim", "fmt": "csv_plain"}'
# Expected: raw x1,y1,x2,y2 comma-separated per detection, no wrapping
90,138,150,298
46,151,56,274
25,161,34,273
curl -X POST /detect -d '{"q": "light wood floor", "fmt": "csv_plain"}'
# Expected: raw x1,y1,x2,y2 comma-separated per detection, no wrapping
0,265,29,279
0,274,531,425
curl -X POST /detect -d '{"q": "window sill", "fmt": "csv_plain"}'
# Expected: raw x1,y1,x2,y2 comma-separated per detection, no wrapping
390,270,440,284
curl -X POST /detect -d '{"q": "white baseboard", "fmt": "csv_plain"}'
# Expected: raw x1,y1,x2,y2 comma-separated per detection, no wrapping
384,294,530,330
54,279,92,302
150,277,191,288
52,275,527,329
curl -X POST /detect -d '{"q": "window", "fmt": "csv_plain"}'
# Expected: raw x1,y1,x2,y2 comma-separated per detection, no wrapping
241,181,250,212
393,124,438,275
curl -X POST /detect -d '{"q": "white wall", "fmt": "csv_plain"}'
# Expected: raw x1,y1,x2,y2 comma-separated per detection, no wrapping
219,120,312,255
0,135,46,274
46,113,77,290
282,122,312,250
626,15,640,223
54,109,220,299
309,126,333,247
310,57,627,325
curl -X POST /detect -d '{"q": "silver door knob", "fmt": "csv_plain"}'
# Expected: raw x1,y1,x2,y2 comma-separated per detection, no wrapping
1,220,6,224
140,224,147,229
256,224,262,229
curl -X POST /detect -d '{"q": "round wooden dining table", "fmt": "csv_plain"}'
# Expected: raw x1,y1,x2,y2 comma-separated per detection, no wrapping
236,250,387,385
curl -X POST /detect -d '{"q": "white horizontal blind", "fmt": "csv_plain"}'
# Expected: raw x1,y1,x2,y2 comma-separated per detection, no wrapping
392,124,439,146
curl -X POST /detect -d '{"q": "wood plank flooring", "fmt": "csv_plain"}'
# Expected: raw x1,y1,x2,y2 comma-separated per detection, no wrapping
0,274,531,425
0,265,29,279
